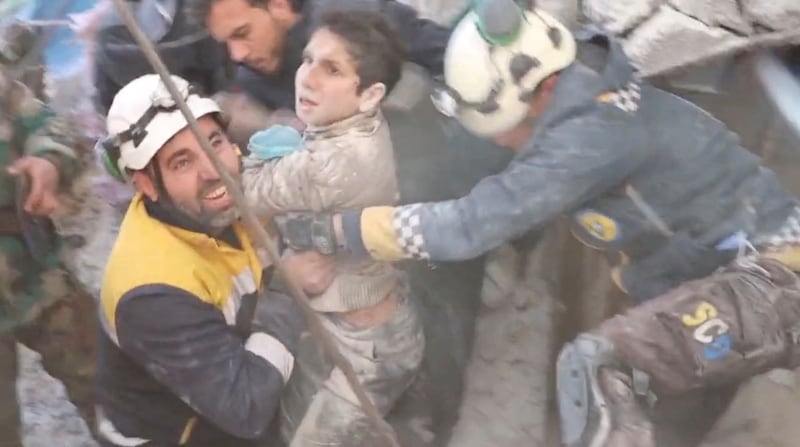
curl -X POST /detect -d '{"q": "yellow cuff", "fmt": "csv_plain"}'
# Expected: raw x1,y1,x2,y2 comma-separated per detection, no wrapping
361,206,407,261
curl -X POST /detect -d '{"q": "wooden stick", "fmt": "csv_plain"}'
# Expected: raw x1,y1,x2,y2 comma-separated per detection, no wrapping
109,1,402,445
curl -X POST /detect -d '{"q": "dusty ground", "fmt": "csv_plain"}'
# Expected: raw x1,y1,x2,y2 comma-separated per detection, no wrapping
17,344,96,447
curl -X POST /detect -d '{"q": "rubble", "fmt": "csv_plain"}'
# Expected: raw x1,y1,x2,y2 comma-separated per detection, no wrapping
668,0,752,35
17,345,97,447
583,0,662,34
742,0,800,32
623,5,745,76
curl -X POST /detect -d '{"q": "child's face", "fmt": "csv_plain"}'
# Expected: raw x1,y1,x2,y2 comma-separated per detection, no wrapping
295,28,364,127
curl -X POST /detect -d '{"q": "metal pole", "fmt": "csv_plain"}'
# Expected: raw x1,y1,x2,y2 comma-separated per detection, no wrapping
109,1,402,445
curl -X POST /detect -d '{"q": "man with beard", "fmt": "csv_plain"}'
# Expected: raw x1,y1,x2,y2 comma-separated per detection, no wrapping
94,73,332,447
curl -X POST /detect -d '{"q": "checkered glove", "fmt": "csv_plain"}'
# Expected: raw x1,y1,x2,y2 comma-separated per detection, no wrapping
273,211,337,255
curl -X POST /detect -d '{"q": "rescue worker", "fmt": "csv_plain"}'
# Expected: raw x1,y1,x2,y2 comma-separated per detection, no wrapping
183,0,451,125
0,20,98,446
95,73,327,447
93,0,234,114
270,1,800,446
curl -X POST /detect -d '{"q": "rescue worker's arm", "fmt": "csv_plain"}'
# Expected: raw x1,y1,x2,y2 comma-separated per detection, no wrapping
114,287,297,440
380,1,451,76
282,109,648,261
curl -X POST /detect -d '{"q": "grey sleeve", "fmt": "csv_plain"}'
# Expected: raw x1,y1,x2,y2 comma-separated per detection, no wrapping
402,110,648,261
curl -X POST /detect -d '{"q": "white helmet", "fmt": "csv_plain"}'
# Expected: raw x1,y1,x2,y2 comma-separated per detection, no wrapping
103,74,221,178
432,0,577,136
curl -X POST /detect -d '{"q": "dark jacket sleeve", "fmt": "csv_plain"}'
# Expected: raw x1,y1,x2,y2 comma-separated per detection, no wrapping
352,105,649,262
381,1,451,77
115,286,285,440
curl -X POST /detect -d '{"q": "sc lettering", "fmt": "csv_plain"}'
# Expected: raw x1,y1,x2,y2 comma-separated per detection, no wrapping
681,302,731,360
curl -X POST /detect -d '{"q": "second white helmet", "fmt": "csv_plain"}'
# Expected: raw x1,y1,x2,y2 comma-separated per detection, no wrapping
433,1,577,136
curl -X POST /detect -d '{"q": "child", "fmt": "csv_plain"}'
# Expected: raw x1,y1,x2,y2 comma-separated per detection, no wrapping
241,9,424,446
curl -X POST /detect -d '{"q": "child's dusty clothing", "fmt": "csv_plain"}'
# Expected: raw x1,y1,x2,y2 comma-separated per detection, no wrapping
241,110,425,446
279,290,424,446
242,110,403,313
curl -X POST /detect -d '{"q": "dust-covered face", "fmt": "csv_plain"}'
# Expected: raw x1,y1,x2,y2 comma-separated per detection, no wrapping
294,28,366,127
155,116,242,229
206,0,296,74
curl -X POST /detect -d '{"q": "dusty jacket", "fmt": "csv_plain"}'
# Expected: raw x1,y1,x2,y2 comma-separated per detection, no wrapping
349,31,797,302
243,110,400,312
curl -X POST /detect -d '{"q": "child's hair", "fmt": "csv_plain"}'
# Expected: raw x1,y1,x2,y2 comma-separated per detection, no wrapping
314,9,409,94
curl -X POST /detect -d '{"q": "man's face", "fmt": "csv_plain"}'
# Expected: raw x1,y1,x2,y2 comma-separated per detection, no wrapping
154,116,242,229
295,28,363,127
206,0,295,74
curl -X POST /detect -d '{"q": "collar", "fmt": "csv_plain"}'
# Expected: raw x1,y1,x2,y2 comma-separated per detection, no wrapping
532,31,638,133
303,109,383,141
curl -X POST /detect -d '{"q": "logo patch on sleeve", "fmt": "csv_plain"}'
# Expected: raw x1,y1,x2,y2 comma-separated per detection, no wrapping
575,210,620,242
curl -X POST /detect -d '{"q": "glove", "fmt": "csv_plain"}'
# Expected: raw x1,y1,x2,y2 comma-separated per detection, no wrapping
248,290,306,355
248,125,304,160
273,211,337,255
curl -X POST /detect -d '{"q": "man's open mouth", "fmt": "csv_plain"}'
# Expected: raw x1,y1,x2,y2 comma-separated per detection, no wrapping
203,185,228,201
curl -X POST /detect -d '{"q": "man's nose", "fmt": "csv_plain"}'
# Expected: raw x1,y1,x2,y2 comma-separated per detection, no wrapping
227,41,249,63
197,152,221,180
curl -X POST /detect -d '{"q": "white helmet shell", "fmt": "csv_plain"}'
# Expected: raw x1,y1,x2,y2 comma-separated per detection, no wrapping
441,7,577,136
106,74,221,172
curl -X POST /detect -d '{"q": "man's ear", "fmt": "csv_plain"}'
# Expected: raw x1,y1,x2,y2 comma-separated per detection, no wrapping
131,170,158,201
358,82,387,113
266,0,295,21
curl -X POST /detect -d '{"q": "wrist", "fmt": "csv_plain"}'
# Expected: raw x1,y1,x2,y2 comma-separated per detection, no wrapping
340,210,367,256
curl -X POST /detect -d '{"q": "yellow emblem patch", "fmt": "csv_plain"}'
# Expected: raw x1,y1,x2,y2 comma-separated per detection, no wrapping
576,210,619,242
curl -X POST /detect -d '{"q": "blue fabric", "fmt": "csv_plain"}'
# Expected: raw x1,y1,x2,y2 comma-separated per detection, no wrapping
248,125,304,160
15,0,97,75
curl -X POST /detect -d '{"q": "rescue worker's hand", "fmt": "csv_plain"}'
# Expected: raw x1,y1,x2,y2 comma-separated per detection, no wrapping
282,249,336,295
7,156,60,216
273,211,338,255
251,290,306,354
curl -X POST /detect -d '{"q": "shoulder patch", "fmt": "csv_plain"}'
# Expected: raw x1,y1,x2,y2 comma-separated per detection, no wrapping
575,209,620,242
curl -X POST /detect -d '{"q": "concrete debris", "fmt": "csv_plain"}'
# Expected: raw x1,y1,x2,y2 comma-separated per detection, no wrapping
583,0,663,34
742,0,800,32
398,0,468,25
668,0,752,35
398,0,581,29
623,5,745,76
17,344,97,447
